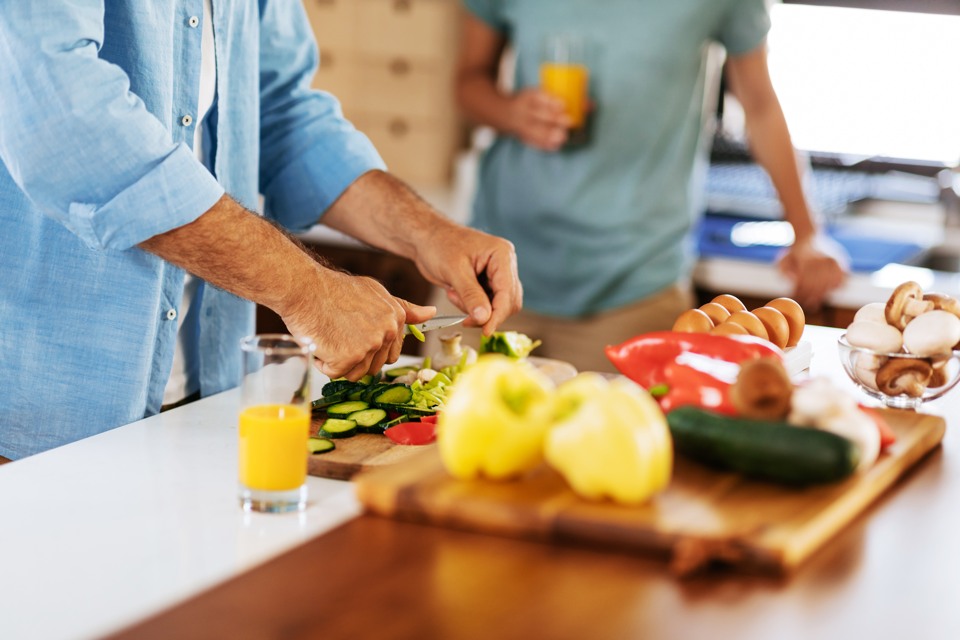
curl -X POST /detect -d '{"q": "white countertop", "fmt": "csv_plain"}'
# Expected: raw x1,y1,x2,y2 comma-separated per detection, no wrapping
0,364,380,640
0,330,954,639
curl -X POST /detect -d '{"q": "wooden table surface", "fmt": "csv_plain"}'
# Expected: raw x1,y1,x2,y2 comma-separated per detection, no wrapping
107,328,960,639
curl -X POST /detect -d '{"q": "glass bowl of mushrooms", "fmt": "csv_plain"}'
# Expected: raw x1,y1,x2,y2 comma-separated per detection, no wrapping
838,281,960,410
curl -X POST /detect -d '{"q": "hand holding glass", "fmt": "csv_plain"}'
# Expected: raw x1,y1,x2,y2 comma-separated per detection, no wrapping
239,334,315,513
540,33,590,145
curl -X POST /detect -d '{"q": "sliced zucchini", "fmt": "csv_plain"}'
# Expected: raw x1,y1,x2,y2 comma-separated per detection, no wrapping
347,408,389,427
307,437,336,454
321,378,355,397
311,388,351,411
359,383,390,404
318,418,357,439
376,402,437,418
383,366,418,379
326,400,371,419
373,384,414,406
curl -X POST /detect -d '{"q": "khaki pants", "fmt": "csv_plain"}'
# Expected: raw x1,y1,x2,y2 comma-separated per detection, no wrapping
424,283,694,374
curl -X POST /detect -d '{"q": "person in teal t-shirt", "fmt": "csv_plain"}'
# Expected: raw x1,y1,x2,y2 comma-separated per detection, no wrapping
452,0,848,372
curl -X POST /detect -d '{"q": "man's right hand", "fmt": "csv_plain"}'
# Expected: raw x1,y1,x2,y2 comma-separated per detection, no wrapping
507,88,571,151
280,269,436,381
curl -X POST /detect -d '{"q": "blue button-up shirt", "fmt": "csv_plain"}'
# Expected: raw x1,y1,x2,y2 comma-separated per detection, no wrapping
0,1,385,459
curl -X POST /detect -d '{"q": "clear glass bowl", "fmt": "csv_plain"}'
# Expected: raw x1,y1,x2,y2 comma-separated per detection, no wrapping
837,335,960,410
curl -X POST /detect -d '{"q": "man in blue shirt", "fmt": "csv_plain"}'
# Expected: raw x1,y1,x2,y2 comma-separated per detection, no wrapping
0,2,522,460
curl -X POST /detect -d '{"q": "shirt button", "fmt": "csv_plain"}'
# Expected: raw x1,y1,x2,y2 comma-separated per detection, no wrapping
166,309,178,321
181,114,193,127
188,16,200,28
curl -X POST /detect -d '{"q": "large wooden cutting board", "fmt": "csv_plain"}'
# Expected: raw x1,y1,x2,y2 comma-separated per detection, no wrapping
354,409,945,575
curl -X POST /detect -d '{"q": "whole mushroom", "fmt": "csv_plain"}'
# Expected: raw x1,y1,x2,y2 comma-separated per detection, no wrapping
902,310,960,357
853,302,888,325
875,358,933,397
845,321,903,354
885,281,934,330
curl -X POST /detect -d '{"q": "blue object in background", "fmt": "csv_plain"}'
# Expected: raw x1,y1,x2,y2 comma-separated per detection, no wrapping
697,214,926,273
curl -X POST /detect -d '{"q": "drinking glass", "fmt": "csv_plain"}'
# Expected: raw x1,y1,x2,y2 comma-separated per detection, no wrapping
540,33,591,146
238,334,315,513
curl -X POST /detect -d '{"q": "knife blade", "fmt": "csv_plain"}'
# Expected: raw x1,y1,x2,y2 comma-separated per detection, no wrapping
404,314,468,336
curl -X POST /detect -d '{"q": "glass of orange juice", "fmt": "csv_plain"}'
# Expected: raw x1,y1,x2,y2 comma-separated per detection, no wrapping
540,33,590,146
239,334,315,513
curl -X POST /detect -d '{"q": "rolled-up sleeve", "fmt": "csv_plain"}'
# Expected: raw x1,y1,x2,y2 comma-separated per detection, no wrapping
0,2,224,252
257,0,385,233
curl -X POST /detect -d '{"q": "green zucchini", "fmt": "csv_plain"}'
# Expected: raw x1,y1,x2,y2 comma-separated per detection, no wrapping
347,408,389,433
318,418,357,439
666,406,860,485
384,366,418,379
376,403,437,418
307,437,336,454
321,378,355,397
326,400,370,419
360,382,393,404
373,384,414,406
311,388,352,412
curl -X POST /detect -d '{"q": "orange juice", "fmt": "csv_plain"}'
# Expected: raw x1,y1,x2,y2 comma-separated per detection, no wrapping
540,62,589,129
238,403,309,491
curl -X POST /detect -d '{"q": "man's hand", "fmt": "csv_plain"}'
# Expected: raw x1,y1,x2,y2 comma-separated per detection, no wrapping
506,88,570,151
414,225,523,336
281,269,435,381
777,234,849,311
320,171,523,337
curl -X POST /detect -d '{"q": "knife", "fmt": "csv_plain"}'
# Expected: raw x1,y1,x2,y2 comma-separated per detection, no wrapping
404,314,468,336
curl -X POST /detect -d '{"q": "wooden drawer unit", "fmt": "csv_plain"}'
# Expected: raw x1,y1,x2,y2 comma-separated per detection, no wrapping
351,112,461,184
354,54,454,119
305,0,464,187
356,0,459,61
312,48,359,107
302,0,357,51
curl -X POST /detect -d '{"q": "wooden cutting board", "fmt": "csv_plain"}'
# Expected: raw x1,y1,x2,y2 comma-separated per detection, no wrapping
354,409,945,575
307,426,435,481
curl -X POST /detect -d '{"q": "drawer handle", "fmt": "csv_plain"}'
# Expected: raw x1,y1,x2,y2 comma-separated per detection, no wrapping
389,57,410,75
319,48,335,67
393,0,412,13
389,118,409,137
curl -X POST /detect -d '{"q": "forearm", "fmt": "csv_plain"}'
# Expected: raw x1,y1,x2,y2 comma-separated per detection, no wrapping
320,170,457,266
138,194,330,317
456,72,518,135
746,108,819,242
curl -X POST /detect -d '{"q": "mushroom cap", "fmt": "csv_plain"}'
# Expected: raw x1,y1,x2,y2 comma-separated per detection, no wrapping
765,297,805,347
885,281,933,330
875,357,933,397
845,321,903,354
725,311,768,340
923,292,960,320
751,306,790,349
710,321,749,336
672,308,713,333
698,302,732,326
853,302,889,325
710,294,747,314
902,310,960,356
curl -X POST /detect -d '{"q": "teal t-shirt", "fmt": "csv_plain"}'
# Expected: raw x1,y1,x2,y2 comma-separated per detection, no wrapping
464,0,770,317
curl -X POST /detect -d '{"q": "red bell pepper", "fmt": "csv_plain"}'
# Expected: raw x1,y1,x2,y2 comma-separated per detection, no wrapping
605,331,784,415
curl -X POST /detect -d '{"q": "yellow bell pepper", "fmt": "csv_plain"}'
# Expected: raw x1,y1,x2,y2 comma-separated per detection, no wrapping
437,355,555,480
544,373,672,505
